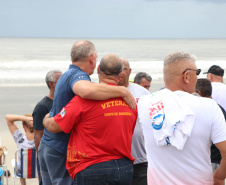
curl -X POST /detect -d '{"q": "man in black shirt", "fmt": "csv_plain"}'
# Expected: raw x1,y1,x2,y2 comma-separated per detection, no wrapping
32,70,62,185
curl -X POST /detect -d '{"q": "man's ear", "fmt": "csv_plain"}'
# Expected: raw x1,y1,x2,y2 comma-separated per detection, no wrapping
97,65,100,74
183,71,190,84
90,54,95,64
197,90,202,97
48,81,53,88
129,68,132,76
116,72,122,85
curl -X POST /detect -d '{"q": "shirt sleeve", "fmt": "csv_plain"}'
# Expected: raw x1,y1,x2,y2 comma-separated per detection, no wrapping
70,71,91,90
33,104,50,130
54,96,84,134
211,100,226,144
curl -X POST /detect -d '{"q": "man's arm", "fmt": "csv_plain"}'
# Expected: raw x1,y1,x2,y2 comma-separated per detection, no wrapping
213,141,226,185
73,80,136,109
34,129,43,154
43,113,62,133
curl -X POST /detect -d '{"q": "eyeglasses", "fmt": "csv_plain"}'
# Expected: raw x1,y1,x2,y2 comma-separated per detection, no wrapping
182,69,201,75
123,67,130,71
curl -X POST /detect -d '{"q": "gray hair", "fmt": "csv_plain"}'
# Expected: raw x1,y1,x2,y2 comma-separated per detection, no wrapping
99,54,123,77
71,40,96,62
164,51,197,66
45,70,62,88
134,72,152,84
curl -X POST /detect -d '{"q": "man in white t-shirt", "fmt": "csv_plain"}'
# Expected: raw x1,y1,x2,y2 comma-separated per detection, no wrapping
138,52,226,185
203,65,226,111
118,58,150,185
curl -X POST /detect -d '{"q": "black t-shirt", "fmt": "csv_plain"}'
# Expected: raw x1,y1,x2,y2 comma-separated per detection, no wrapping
32,96,53,130
211,104,226,164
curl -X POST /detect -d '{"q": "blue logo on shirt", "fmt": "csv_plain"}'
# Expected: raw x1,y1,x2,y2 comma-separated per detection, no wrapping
152,114,165,130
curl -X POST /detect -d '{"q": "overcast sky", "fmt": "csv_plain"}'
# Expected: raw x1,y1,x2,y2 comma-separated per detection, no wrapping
1,0,226,39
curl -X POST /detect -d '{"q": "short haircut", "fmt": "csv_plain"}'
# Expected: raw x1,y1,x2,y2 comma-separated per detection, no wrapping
99,54,123,77
134,72,152,84
45,70,62,89
22,114,34,133
196,78,212,97
164,51,197,66
71,40,96,62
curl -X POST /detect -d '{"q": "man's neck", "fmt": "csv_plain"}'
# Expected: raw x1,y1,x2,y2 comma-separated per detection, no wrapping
48,89,54,100
72,61,90,75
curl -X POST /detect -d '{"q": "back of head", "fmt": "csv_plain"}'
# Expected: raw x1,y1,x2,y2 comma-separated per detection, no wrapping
71,40,96,62
196,78,212,97
164,51,197,90
204,65,224,77
204,65,224,83
45,70,62,89
99,54,123,78
22,114,34,133
134,72,152,84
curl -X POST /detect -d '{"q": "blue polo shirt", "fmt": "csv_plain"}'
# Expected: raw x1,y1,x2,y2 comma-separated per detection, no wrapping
41,64,91,154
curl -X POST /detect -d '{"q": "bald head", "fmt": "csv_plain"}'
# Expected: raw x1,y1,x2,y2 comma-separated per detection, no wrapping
71,40,96,62
99,54,123,76
118,58,131,87
163,51,198,93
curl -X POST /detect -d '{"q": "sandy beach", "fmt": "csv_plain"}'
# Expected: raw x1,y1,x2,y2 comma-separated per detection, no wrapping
0,81,164,185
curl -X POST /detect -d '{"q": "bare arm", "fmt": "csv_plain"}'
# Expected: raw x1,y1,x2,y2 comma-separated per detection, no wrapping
5,114,33,135
34,129,43,156
43,113,62,133
213,141,226,185
73,80,136,109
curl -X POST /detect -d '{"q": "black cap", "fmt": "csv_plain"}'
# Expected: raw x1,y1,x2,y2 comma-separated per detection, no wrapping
203,65,224,77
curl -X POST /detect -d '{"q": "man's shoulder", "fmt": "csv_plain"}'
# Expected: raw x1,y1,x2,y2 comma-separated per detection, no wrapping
34,96,53,110
60,65,91,84
128,82,150,96
212,82,226,89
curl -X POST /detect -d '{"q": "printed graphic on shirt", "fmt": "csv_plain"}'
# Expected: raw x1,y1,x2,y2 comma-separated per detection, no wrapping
136,98,140,104
67,143,89,173
104,112,132,116
60,108,66,118
101,100,129,109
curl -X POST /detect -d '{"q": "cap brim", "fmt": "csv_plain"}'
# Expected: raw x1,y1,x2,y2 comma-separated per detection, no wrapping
203,72,208,74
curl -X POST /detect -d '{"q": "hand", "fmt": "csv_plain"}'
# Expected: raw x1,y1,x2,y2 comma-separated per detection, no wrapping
26,117,33,128
122,89,136,110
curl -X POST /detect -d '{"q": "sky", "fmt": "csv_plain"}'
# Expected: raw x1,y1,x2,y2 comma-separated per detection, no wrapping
1,0,226,39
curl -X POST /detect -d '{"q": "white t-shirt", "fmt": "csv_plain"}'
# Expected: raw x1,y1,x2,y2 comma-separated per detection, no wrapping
127,82,150,164
212,82,226,111
138,90,226,185
13,129,35,175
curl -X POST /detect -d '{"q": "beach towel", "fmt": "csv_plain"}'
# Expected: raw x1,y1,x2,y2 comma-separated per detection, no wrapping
149,89,195,150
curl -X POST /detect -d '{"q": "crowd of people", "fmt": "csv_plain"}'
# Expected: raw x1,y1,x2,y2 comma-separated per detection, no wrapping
5,40,226,185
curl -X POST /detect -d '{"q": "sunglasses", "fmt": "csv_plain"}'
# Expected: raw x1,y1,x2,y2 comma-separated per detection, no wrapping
182,69,201,75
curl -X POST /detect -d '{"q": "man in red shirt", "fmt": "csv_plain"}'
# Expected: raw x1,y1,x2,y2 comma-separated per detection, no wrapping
43,54,138,185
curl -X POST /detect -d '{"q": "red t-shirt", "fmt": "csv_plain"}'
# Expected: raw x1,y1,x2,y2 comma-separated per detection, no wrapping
54,95,138,180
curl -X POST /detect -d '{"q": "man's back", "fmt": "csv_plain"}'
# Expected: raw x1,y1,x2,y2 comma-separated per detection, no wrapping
212,82,226,111
138,90,226,185
54,95,138,180
41,64,90,154
127,82,150,165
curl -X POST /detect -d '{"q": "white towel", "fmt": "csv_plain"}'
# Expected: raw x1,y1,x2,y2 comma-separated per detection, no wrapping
150,89,195,150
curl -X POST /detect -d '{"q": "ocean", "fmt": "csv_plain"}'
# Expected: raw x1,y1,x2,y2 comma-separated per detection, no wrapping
1,38,226,86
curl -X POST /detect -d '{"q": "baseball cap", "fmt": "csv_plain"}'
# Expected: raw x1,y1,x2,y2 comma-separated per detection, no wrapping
203,65,224,77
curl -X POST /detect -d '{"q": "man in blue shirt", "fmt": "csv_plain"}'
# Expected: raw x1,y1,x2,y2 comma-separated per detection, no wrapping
38,40,136,185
